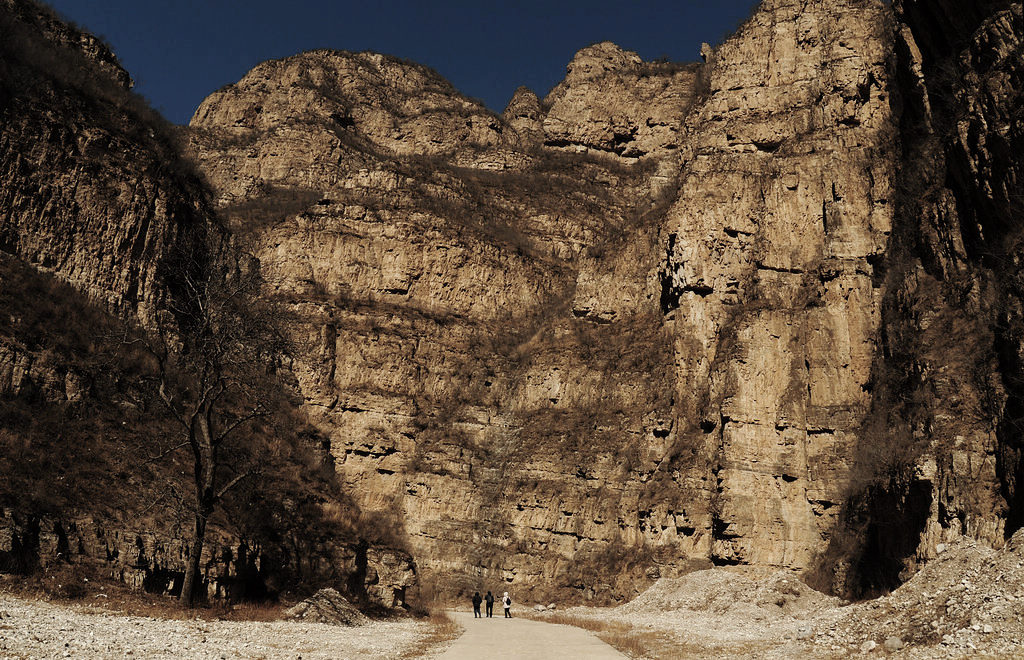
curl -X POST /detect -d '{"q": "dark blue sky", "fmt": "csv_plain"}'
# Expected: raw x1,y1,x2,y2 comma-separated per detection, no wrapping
46,0,760,126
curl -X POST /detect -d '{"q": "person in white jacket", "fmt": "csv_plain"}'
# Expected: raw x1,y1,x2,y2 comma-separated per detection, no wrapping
502,591,512,618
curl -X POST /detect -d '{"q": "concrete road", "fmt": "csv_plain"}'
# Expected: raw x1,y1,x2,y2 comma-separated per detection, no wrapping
434,610,627,659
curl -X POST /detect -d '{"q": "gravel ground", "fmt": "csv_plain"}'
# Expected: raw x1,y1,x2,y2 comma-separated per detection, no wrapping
8,530,1024,659
0,594,433,659
534,528,1024,659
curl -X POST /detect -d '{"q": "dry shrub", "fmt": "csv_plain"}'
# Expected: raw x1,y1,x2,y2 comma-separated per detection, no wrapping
406,572,451,616
396,610,461,659
220,185,322,233
213,600,286,622
526,612,666,659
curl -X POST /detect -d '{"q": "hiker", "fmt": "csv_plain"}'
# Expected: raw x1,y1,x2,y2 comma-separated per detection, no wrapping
503,591,512,618
485,590,494,617
471,591,483,618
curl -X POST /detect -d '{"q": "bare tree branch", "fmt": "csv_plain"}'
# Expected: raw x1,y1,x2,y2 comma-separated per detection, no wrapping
215,468,257,501
144,440,191,464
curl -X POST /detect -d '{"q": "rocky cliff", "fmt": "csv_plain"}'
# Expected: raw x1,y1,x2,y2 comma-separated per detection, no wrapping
827,0,1024,595
4,0,1024,607
0,0,208,322
187,0,910,603
658,0,897,571
188,43,689,601
0,0,414,609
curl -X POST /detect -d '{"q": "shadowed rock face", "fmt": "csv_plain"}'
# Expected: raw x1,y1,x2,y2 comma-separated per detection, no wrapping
3,0,1024,605
0,1,416,608
0,0,209,323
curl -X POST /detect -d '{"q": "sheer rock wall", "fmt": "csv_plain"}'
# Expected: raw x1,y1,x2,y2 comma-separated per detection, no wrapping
3,0,1024,605
823,0,1024,595
660,0,898,569
0,0,208,322
187,0,919,601
189,44,705,602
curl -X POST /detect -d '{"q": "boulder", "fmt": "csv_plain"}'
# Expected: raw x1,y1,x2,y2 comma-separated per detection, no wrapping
883,637,904,651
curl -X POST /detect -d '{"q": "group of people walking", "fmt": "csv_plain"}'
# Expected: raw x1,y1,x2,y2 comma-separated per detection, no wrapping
471,590,512,618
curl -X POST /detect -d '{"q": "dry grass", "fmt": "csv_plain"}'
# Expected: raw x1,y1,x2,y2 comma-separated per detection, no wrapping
524,612,669,658
212,600,288,622
398,610,461,659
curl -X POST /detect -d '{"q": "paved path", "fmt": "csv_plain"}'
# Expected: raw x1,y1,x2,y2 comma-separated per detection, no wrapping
435,610,627,660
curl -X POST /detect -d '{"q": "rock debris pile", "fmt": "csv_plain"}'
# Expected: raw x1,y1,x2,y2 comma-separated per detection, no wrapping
543,531,1024,657
284,588,370,627
811,529,1024,657
617,569,840,619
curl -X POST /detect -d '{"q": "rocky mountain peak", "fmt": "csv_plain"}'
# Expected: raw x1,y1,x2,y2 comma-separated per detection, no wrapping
502,85,543,138
503,85,541,117
540,42,699,158
558,41,643,86
191,49,506,159
0,0,132,88
542,41,643,111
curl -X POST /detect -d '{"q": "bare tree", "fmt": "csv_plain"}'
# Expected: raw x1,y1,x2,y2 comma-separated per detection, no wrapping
135,244,289,607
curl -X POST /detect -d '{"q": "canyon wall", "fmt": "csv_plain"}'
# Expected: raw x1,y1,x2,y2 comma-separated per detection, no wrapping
0,0,413,608
0,0,209,322
660,0,897,570
188,45,694,601
826,0,1024,595
187,0,947,602
3,0,1024,606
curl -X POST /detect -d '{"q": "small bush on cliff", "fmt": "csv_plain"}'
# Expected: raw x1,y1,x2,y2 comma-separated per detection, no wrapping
220,185,323,234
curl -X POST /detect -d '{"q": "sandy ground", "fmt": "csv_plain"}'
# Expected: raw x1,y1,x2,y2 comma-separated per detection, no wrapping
0,593,432,659
434,610,625,660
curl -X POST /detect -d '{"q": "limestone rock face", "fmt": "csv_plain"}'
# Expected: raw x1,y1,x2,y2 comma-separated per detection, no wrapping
502,86,544,143
185,0,1024,602
364,547,417,608
0,507,411,609
541,42,700,158
833,0,1024,593
190,45,695,603
0,508,255,601
658,0,898,569
6,0,1024,608
191,49,507,164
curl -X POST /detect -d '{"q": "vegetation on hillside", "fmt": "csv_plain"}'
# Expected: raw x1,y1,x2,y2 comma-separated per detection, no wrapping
0,0,411,610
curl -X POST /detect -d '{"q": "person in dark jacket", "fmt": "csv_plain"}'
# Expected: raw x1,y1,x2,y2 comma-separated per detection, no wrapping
471,591,483,618
485,590,495,617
